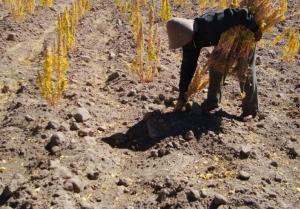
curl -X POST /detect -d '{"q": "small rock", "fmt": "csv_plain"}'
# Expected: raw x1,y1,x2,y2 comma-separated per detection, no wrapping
240,145,251,159
268,191,277,198
49,160,61,169
268,50,276,58
218,205,230,209
25,114,34,122
97,125,107,132
140,94,148,101
54,166,72,179
207,165,216,172
40,133,49,140
238,170,250,181
13,101,22,109
1,85,9,93
157,189,169,202
262,177,271,184
87,171,99,180
166,142,174,148
116,86,124,92
157,65,168,72
200,189,208,198
0,173,26,201
80,200,93,209
270,161,278,167
78,128,93,137
73,108,91,123
124,206,134,209
164,97,176,107
256,55,262,65
184,130,195,141
172,141,180,149
70,122,80,131
158,148,166,157
158,94,165,101
46,120,60,129
256,123,265,128
287,147,299,159
274,174,282,182
186,188,200,202
150,149,159,158
108,52,116,60
234,186,248,194
7,33,16,41
51,146,61,154
127,89,137,97
290,136,297,142
106,72,120,82
81,55,91,63
64,177,83,193
45,132,68,154
58,122,69,131
49,132,66,145
212,194,228,207
117,19,122,25
117,178,129,187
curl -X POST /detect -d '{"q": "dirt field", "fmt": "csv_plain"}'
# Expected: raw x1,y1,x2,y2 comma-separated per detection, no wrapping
0,0,299,209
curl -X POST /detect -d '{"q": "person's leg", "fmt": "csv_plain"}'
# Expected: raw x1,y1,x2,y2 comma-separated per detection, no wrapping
240,48,258,119
202,69,224,111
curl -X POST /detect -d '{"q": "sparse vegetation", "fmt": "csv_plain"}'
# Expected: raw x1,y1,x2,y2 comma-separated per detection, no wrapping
41,0,53,7
0,1,299,208
2,0,53,21
37,0,91,105
160,0,171,21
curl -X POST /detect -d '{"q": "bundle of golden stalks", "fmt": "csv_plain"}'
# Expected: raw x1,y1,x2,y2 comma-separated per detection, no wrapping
188,0,293,98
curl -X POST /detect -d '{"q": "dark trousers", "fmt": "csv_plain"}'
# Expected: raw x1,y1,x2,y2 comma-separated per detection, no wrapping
207,49,258,114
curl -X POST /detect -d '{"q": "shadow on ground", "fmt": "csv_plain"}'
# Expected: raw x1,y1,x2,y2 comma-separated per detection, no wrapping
103,103,240,151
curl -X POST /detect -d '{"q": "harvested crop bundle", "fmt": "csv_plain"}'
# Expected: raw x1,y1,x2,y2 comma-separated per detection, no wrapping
188,0,291,98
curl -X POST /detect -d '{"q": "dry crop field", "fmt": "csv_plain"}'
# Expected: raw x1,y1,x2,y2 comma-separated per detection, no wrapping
0,0,299,209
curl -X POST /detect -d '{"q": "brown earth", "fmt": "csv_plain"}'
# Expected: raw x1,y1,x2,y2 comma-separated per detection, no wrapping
0,0,299,209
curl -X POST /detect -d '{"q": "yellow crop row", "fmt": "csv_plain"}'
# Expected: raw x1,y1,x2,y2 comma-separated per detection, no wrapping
37,0,91,105
114,0,161,82
126,1,161,82
1,0,53,21
160,0,171,21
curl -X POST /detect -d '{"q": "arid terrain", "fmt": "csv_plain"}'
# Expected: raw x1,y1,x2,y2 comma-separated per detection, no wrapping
0,0,299,209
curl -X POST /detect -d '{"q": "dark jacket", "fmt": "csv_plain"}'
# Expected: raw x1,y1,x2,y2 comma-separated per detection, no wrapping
179,8,259,101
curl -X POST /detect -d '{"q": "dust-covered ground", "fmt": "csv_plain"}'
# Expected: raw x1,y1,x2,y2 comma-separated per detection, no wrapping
0,0,299,209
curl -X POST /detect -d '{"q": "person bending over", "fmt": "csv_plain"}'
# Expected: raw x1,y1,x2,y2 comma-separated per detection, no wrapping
166,7,262,121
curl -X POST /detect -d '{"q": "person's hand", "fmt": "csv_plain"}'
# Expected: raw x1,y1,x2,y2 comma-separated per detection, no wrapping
174,98,187,112
254,29,263,42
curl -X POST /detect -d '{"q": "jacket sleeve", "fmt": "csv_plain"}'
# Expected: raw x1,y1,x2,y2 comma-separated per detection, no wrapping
178,43,200,101
217,8,260,34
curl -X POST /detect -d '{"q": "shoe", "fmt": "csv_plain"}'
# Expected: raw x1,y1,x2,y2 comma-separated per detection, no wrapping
240,111,257,122
201,100,219,113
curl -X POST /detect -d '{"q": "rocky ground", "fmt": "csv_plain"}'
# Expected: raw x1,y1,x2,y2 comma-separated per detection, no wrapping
0,0,299,209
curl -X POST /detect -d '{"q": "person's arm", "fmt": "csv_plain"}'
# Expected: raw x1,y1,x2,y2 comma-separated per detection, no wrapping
178,42,200,103
218,8,260,34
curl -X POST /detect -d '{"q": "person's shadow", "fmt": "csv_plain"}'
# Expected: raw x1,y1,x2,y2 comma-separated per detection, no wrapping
102,103,240,151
